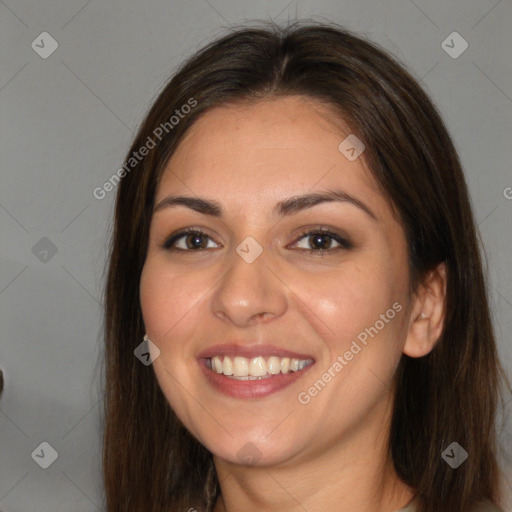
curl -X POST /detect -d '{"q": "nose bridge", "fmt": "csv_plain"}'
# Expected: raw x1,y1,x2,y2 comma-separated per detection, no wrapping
211,240,286,326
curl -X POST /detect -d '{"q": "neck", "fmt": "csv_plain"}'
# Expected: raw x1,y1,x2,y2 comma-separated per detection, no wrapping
212,393,415,512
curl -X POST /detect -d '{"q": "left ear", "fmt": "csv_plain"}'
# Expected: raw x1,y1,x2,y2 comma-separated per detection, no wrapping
403,261,447,358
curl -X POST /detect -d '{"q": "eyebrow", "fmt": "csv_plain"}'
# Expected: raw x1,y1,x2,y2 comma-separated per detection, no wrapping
153,189,378,222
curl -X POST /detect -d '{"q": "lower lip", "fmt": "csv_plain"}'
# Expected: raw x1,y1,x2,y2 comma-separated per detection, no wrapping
198,359,315,399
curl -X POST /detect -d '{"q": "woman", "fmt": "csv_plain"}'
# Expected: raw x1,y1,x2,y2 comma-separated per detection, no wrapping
102,20,510,512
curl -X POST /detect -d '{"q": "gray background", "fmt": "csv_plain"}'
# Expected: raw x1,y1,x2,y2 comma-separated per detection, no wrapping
1,0,511,510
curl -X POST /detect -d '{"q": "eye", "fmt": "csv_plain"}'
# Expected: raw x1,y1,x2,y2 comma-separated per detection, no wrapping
161,228,219,252
290,227,352,256
161,226,352,255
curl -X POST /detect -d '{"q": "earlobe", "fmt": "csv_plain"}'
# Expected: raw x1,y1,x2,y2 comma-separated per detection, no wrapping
403,262,447,358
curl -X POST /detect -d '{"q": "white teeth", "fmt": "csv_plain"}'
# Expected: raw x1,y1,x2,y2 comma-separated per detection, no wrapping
223,356,233,375
212,356,223,373
249,357,267,377
233,356,249,377
267,356,281,375
208,355,313,378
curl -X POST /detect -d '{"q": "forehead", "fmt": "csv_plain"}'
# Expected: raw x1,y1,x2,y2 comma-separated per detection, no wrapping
156,96,386,216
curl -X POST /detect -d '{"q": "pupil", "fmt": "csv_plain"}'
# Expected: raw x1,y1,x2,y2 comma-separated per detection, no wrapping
312,234,329,250
188,233,205,249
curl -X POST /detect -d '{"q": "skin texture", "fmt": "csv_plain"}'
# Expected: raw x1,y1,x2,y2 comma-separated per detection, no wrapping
139,95,447,512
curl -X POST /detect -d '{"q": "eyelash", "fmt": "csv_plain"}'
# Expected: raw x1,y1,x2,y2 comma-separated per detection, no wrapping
160,227,352,257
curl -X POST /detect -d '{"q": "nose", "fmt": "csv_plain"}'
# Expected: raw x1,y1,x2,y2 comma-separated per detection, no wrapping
211,244,287,328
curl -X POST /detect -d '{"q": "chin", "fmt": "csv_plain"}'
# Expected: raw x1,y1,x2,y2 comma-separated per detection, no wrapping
202,430,307,468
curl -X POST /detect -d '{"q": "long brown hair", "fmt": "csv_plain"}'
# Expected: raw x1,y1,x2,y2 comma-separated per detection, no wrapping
101,20,510,512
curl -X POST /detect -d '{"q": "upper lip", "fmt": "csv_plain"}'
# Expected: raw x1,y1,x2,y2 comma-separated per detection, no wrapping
197,343,315,361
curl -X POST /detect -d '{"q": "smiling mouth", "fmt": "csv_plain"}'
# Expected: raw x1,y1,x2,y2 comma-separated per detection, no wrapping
205,355,315,380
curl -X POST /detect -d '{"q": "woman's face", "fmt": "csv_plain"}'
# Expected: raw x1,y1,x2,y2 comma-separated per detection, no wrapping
140,95,413,467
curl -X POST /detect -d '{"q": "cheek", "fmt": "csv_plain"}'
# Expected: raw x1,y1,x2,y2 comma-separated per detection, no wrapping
298,262,396,338
139,258,205,342
295,263,408,387
139,260,205,417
